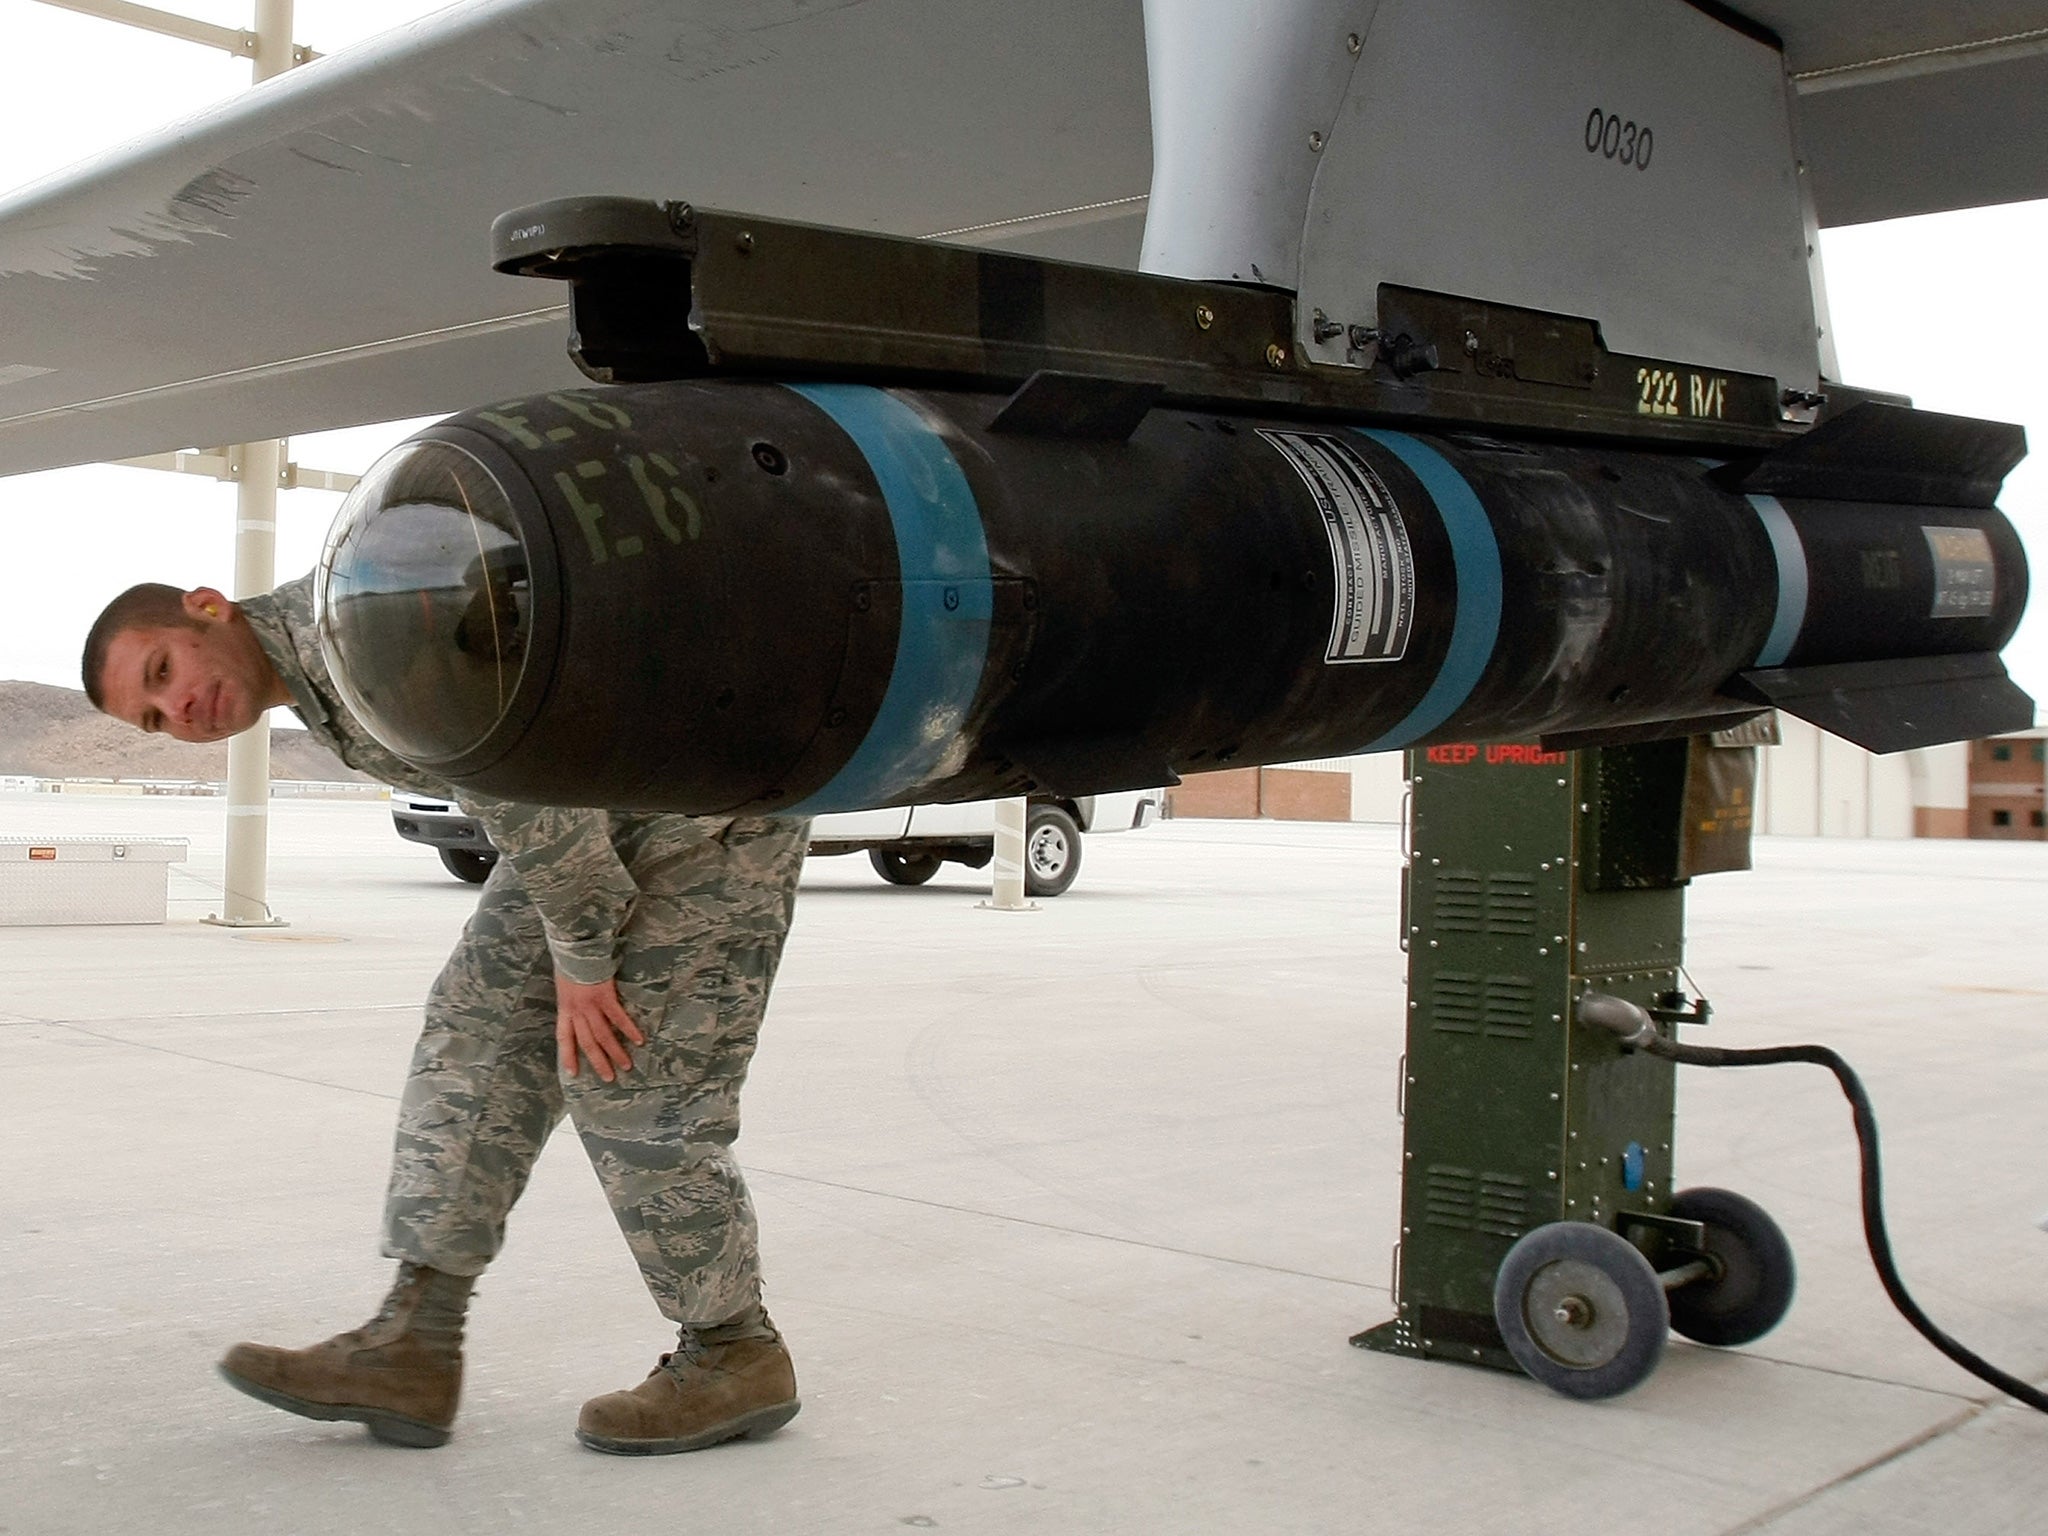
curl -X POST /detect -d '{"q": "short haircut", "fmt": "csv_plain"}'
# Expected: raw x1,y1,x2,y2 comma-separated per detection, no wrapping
81,583,199,710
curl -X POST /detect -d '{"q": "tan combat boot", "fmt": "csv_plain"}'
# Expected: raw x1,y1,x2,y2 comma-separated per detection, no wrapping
216,1263,474,1448
576,1306,800,1455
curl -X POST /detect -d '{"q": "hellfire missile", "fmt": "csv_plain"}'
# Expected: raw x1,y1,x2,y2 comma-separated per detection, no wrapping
313,198,2031,813
315,377,2031,816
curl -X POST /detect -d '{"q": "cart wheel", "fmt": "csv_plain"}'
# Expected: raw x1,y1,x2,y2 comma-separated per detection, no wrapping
1665,1187,1796,1347
1494,1222,1669,1399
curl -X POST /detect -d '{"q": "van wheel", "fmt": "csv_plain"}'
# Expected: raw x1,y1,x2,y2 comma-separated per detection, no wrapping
439,848,497,884
870,848,942,886
1024,805,1082,897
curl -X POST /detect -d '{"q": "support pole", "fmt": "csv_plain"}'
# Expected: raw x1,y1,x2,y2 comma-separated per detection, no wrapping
211,0,297,927
249,0,293,80
29,0,253,58
978,797,1037,912
212,438,286,927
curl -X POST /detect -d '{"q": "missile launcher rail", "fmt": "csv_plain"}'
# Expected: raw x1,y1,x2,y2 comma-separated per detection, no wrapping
490,196,1836,452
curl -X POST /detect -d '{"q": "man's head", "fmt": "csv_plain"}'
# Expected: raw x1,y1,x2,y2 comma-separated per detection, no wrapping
82,584,289,743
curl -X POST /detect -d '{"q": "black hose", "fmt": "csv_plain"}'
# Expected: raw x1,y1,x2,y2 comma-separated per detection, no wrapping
1642,1033,2048,1416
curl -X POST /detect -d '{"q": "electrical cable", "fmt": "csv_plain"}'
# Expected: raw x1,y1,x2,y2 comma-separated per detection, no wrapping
1625,1020,2048,1416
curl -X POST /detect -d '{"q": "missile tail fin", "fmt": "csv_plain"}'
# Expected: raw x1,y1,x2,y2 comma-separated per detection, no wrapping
1539,710,1769,754
1710,402,2026,508
1730,653,2035,753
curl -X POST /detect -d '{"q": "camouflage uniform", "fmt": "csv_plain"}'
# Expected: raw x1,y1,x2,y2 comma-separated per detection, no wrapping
239,575,808,1327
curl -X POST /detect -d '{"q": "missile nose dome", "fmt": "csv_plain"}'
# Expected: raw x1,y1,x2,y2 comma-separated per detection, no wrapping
316,434,553,772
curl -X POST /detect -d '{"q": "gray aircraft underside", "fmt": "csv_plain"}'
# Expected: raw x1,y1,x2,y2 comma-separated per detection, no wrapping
0,0,2045,481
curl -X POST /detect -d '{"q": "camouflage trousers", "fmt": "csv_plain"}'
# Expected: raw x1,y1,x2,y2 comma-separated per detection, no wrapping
381,815,808,1325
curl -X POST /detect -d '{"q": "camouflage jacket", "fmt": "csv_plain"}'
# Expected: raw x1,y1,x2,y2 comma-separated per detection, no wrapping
242,573,666,984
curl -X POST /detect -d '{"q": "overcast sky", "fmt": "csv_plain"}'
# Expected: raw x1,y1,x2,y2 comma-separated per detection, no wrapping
0,0,2043,723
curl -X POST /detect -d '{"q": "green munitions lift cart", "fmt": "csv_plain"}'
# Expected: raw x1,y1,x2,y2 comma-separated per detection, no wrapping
1356,735,1795,1398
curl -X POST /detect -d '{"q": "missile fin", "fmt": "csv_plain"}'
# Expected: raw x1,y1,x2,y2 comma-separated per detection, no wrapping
989,371,1163,441
1710,402,2026,508
1003,737,1181,798
1729,652,2036,754
1539,709,1769,753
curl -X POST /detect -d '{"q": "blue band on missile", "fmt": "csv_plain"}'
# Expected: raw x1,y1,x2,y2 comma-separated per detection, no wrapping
782,384,993,814
1353,430,1502,749
1748,493,1807,668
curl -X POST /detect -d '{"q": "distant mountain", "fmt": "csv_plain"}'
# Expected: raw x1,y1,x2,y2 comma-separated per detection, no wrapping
0,680,369,783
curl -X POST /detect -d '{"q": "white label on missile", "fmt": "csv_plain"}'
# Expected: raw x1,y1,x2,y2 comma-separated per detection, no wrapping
1923,526,1996,618
1259,430,1415,664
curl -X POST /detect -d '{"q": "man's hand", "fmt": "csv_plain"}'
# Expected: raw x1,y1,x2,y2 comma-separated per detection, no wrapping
555,974,647,1083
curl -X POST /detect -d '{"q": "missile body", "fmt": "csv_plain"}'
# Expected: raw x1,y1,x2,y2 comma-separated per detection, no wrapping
315,380,2029,814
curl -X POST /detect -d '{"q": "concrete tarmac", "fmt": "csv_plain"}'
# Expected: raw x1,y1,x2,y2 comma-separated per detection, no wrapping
1,794,2044,1535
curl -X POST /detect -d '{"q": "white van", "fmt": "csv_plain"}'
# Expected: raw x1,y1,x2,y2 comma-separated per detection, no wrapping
391,789,1163,897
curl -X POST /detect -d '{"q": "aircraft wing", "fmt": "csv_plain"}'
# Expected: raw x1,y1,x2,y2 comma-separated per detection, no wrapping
1758,0,2048,227
0,0,1151,478
0,0,2043,479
